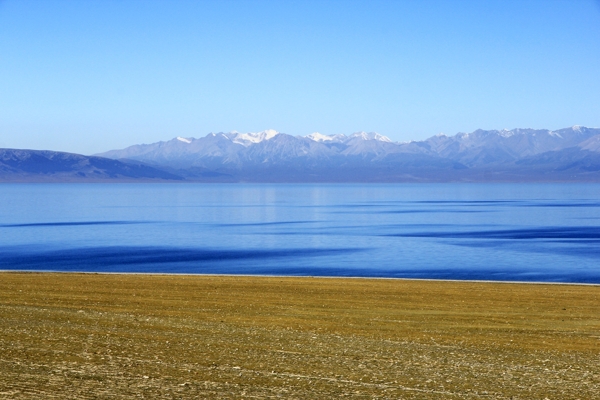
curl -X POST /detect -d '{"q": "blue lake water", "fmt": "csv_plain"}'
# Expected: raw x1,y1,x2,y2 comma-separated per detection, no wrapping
1,183,599,283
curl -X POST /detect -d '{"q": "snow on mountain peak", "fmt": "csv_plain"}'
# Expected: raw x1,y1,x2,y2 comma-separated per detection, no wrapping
305,132,347,143
261,129,280,139
307,132,332,142
548,131,563,138
176,137,192,144
226,130,280,146
349,131,392,142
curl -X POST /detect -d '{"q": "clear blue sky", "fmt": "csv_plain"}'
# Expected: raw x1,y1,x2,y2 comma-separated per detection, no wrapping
1,0,599,154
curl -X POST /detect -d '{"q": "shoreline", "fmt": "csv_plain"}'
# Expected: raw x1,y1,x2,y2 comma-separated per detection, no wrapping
2,269,599,286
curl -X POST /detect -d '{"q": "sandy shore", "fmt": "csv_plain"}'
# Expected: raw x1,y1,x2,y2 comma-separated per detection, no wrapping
0,272,598,398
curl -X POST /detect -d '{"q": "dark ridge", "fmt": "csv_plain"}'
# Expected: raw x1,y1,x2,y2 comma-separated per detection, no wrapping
0,148,184,182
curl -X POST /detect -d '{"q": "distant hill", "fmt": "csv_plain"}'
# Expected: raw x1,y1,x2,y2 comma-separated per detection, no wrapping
0,149,183,182
94,126,600,182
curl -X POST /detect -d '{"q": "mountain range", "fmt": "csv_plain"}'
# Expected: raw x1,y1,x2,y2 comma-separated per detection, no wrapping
2,126,600,182
95,126,600,182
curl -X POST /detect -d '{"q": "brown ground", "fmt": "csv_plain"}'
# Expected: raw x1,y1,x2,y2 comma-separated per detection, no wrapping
0,273,598,399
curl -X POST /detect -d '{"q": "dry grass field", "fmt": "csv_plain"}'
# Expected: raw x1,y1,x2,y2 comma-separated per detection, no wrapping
0,272,598,399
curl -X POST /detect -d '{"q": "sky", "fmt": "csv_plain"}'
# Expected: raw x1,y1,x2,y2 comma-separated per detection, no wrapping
1,0,599,155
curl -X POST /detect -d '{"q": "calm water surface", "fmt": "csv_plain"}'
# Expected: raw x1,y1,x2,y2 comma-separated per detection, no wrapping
1,183,599,283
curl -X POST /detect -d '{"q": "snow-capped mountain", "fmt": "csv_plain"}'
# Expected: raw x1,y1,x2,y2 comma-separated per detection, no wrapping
5,126,599,183
90,125,600,182
224,129,280,147
305,132,347,143
348,131,392,142
421,126,600,167
304,131,391,143
96,129,398,169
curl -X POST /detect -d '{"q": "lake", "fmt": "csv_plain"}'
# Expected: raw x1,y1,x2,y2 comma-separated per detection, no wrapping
1,183,599,283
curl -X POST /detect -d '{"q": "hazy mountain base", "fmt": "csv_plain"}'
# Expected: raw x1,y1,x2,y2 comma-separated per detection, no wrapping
0,273,598,399
180,164,600,183
2,148,600,183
